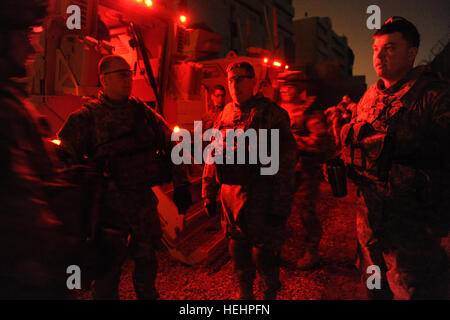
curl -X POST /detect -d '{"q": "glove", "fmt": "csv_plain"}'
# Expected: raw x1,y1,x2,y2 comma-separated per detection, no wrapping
203,198,217,217
173,186,192,215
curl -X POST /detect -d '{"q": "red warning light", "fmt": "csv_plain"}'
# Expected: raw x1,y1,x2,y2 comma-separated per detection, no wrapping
51,139,61,146
144,0,152,7
173,125,181,133
285,65,289,70
32,26,44,33
136,0,143,3
263,58,269,63
179,15,187,23
273,61,282,67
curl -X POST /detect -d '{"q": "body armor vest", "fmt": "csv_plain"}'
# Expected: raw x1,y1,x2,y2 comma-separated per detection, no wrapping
212,97,271,185
85,98,165,188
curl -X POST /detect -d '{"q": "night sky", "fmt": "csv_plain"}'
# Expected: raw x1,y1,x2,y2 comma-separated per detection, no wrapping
292,0,450,85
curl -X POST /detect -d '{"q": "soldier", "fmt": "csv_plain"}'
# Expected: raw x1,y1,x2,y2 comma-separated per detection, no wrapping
325,94,355,150
0,0,73,299
203,85,226,131
57,55,192,300
194,85,226,138
202,61,297,300
341,17,450,299
278,71,334,269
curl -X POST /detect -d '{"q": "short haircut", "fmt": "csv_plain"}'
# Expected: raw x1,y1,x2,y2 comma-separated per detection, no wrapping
374,17,420,48
212,84,226,93
226,61,255,78
98,55,128,75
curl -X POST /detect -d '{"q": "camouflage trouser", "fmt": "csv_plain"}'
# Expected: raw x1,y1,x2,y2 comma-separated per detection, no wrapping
357,186,448,299
93,183,161,300
228,238,281,299
225,210,285,299
293,167,323,251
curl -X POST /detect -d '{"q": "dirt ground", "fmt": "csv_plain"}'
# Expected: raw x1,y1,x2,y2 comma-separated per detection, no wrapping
76,180,449,300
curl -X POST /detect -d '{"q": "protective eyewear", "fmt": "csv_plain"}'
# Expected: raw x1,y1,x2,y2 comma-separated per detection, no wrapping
103,69,133,77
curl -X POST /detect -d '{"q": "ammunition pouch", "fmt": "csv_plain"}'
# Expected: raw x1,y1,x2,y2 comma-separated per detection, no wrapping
342,122,388,179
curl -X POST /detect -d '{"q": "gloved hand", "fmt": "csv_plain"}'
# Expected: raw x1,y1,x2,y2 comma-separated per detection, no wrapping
203,198,217,217
173,186,192,215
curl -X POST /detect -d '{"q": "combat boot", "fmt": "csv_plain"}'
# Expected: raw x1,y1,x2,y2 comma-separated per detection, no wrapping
229,239,255,300
253,247,281,300
236,282,255,300
297,248,320,270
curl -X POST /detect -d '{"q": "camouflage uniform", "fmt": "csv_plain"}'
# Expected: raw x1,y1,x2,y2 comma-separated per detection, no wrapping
341,66,450,299
201,104,225,132
0,0,77,299
202,94,297,299
282,97,333,256
0,83,75,299
58,92,190,299
325,102,353,150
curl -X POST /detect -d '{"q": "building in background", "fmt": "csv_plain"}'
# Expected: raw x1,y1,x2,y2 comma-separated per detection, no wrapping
181,0,295,63
292,16,366,106
294,17,353,77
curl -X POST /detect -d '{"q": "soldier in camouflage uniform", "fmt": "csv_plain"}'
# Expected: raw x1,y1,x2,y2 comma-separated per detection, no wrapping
341,17,449,299
194,85,226,145
0,0,74,299
278,71,334,269
324,94,355,150
58,55,192,300
202,62,297,300
202,85,227,131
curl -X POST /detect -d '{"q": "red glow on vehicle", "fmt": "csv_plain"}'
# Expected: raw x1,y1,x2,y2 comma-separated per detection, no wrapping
51,139,61,146
273,61,282,67
179,15,187,23
32,26,44,33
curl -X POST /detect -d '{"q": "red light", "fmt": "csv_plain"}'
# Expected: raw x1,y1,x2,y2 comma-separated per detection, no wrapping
285,65,289,70
51,139,61,146
173,125,180,133
179,15,187,23
136,0,143,3
273,61,282,67
32,26,44,33
144,0,152,7
263,58,269,63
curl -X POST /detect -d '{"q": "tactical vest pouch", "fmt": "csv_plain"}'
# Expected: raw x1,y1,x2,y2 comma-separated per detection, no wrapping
342,122,387,174
96,100,172,189
212,112,262,186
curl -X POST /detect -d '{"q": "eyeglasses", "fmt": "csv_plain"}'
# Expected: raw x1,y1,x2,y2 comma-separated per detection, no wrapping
228,75,253,83
103,69,133,77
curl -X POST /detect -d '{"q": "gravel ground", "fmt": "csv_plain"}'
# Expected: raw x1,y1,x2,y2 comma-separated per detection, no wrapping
76,180,449,300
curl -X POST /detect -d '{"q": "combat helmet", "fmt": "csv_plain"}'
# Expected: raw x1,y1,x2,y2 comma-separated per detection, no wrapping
277,70,308,85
